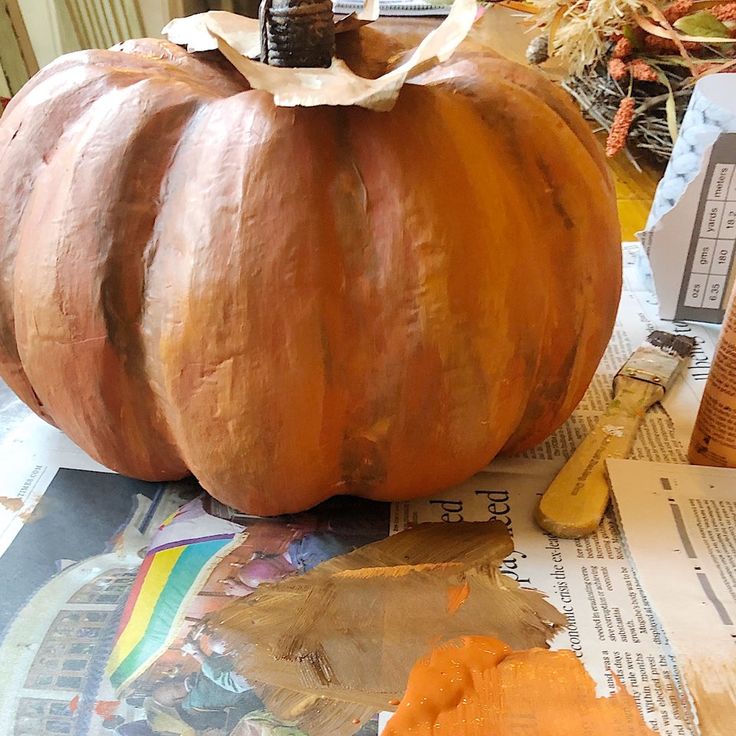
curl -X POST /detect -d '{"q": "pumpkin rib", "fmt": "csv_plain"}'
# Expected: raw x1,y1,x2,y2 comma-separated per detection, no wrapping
13,79,209,478
113,38,249,96
478,57,612,189
316,106,385,501
323,101,418,501
0,52,244,426
341,85,545,501
141,92,354,513
0,63,166,423
3,47,237,119
413,54,612,188
417,69,619,451
484,82,620,450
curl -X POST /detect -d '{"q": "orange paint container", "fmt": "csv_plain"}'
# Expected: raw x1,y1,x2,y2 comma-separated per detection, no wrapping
689,286,736,468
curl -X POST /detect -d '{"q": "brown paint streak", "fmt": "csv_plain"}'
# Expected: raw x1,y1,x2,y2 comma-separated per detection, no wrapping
679,660,735,736
0,496,23,513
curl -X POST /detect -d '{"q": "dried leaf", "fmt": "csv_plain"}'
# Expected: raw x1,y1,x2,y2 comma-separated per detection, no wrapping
622,24,639,48
635,2,695,71
674,10,730,38
655,68,680,144
636,4,734,45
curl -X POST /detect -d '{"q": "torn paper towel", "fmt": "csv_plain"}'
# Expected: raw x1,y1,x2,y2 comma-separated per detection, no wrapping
639,74,736,323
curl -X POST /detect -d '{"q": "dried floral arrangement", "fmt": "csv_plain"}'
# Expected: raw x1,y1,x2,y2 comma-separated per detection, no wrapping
526,0,736,160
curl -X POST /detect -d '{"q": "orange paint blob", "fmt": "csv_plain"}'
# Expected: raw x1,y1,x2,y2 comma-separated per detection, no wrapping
384,637,656,736
94,701,120,719
446,581,470,614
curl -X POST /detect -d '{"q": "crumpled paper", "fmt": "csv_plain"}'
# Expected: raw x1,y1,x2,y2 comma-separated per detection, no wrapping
162,0,479,111
162,0,380,55
163,10,262,56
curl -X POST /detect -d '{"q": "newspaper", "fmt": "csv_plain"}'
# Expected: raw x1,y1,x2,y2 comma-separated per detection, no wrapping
0,462,390,736
609,459,736,736
0,241,728,736
386,458,698,735
332,0,451,16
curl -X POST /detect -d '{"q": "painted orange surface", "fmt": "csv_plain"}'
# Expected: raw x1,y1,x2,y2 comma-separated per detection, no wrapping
0,22,621,514
446,581,470,613
384,636,656,736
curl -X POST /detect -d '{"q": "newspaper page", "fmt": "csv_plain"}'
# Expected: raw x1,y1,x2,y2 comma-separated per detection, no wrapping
0,462,391,736
608,459,736,736
332,0,451,16
0,383,107,558
387,458,699,735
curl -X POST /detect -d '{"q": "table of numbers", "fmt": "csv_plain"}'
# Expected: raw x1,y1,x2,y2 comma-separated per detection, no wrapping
684,162,736,311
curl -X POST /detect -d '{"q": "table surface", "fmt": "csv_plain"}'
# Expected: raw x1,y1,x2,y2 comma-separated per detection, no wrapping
0,378,28,445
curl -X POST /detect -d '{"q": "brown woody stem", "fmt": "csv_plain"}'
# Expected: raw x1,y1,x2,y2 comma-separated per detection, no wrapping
259,0,336,68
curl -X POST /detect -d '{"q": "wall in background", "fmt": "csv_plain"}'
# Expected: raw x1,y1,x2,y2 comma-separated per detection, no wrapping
18,0,74,67
3,1,254,94
0,68,10,98
1,0,37,94
17,0,173,68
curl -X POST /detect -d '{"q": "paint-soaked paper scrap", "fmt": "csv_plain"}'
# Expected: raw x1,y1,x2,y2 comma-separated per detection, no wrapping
204,522,565,736
162,0,380,56
173,0,478,110
163,11,261,56
384,636,657,735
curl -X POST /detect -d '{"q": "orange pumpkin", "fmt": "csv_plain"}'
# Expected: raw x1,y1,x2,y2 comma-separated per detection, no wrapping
0,17,620,515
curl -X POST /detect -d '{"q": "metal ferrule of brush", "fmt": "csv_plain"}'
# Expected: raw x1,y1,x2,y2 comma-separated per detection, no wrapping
613,344,683,393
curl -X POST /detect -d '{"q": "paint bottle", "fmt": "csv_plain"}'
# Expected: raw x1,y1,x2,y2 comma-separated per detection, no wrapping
689,286,736,468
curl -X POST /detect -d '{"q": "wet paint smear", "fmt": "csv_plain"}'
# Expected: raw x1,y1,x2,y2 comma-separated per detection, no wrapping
384,636,656,736
446,581,470,613
206,522,565,735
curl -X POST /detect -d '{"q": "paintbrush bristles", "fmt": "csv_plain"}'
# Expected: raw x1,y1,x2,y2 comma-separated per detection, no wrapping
647,331,697,358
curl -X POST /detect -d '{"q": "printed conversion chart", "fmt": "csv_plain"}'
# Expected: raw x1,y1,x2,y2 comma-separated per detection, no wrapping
678,134,736,322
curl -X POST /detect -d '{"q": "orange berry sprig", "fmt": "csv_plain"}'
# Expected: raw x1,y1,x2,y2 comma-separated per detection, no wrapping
606,96,636,157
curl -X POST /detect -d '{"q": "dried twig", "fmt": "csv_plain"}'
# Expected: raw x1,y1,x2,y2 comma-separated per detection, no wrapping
563,62,692,161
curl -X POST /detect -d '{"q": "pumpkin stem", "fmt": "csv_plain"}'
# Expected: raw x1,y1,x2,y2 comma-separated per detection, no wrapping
259,0,335,68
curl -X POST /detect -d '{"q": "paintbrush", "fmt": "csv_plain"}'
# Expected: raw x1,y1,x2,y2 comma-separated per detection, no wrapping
535,330,696,539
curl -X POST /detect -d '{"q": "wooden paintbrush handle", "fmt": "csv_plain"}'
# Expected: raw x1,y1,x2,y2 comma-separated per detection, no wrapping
535,376,664,539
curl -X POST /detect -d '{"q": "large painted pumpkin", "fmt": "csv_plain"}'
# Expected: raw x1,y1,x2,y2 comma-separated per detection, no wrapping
0,12,621,515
